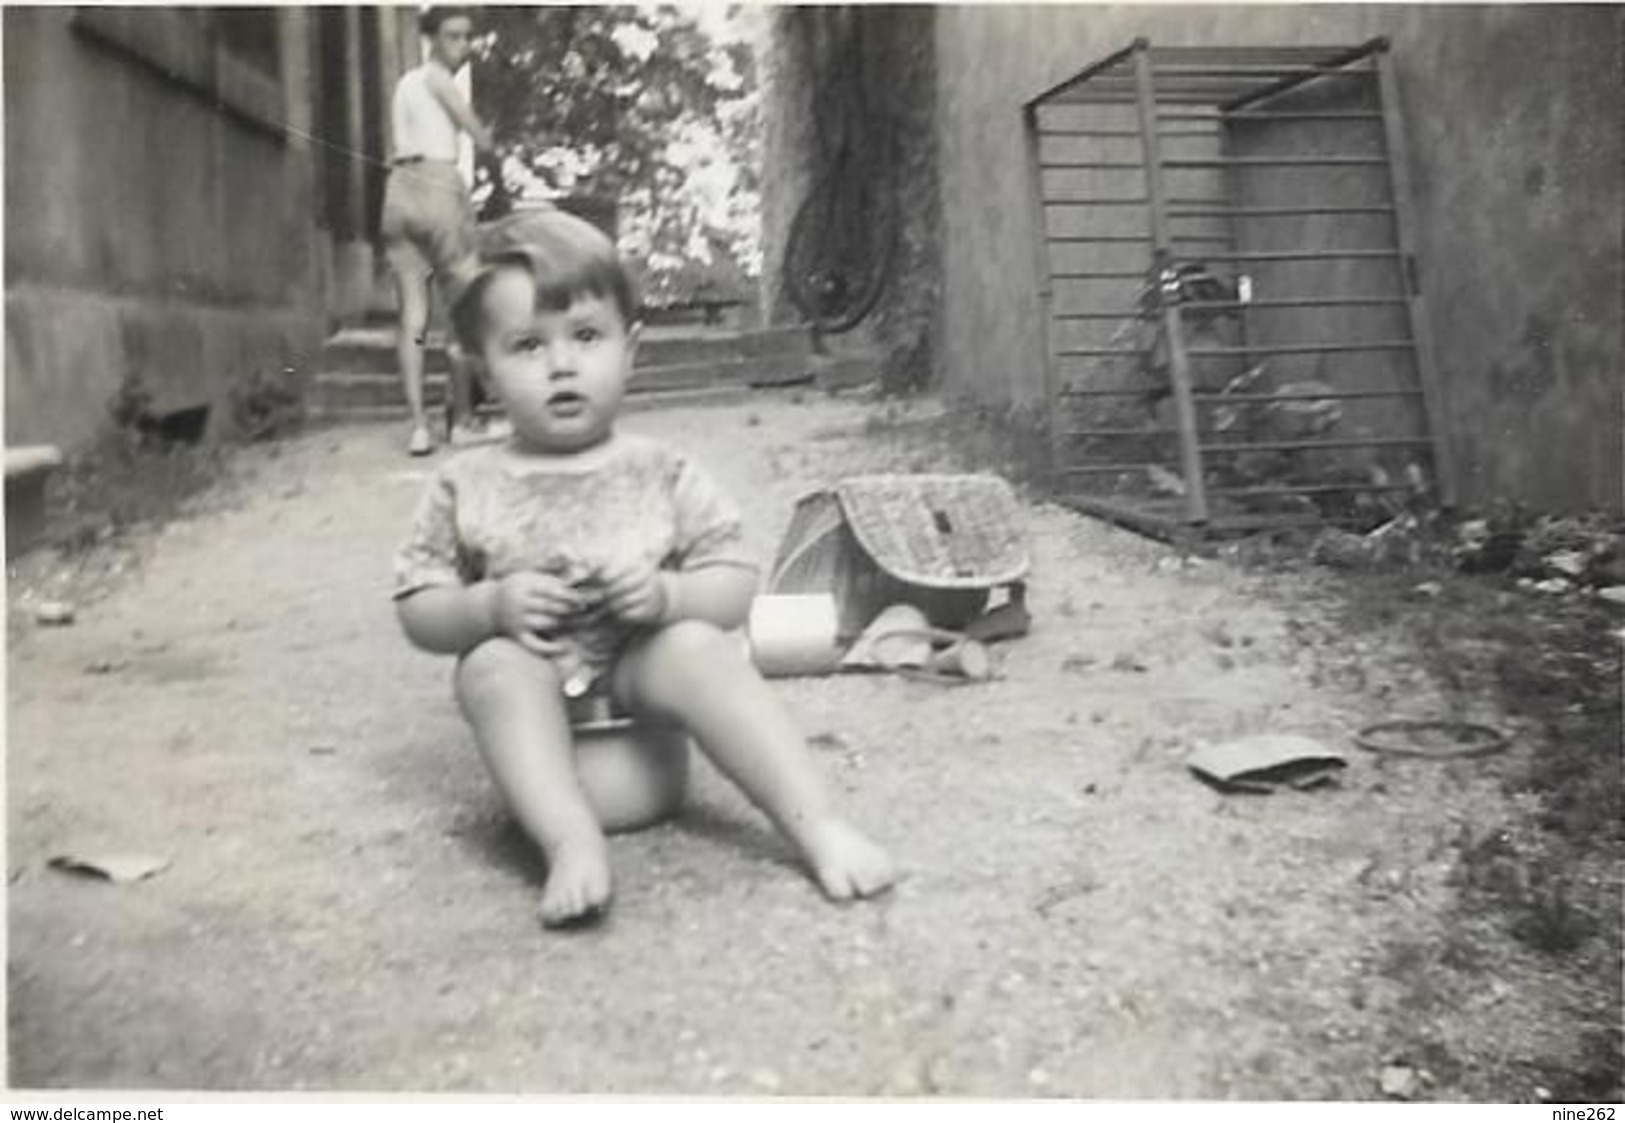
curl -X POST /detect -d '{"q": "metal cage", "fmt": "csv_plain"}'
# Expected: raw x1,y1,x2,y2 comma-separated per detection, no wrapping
1024,38,1455,539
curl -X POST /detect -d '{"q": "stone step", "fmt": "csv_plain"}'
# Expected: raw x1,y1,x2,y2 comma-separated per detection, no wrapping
307,353,813,418
321,327,455,376
813,352,883,391
320,324,813,377
641,324,813,366
310,384,754,425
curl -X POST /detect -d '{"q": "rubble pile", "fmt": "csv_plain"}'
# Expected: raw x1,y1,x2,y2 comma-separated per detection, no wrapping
1455,514,1625,598
1308,509,1625,603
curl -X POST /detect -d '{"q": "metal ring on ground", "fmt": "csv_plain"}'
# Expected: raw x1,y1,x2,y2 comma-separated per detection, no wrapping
1353,719,1511,759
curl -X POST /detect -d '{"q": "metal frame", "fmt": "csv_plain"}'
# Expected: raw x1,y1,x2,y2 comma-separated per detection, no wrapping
1024,39,1455,540
1374,43,1458,508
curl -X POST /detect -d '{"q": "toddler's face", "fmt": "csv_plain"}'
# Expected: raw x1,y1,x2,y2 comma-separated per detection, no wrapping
478,267,639,455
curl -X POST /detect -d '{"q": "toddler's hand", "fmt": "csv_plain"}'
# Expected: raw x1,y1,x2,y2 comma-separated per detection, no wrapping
596,559,671,626
488,571,588,655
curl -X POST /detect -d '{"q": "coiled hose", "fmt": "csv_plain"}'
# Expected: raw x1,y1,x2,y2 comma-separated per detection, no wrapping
781,8,899,334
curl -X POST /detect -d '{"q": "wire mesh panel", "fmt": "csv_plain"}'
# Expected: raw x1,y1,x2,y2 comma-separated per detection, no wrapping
1024,38,1454,539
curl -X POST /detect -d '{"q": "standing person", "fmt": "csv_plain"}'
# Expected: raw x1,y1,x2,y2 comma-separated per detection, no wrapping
379,6,493,456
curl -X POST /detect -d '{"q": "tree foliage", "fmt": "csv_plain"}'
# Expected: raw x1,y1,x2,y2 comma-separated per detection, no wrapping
470,5,761,304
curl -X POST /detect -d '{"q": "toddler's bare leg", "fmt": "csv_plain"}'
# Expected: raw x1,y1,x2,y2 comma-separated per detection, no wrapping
456,638,611,927
616,621,894,900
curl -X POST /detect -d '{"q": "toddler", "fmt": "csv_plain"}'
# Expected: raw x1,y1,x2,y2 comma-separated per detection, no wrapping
393,209,895,927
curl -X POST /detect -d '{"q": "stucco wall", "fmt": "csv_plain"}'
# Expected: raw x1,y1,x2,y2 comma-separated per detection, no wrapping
3,7,327,451
760,7,942,392
933,4,1622,512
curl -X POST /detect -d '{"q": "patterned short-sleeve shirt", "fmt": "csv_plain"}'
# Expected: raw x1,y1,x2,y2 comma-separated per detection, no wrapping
394,432,757,681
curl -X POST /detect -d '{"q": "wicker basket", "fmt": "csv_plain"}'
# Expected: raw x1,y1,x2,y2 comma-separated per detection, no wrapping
769,474,1030,638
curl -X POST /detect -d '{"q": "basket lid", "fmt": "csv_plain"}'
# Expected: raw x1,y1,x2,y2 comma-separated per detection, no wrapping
833,474,1030,589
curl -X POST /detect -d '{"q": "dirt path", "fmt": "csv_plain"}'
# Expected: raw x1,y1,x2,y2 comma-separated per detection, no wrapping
7,393,1615,1097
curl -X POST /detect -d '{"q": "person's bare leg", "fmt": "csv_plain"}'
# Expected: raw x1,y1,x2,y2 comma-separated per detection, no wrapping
617,620,894,900
393,269,433,451
446,337,477,440
456,638,611,926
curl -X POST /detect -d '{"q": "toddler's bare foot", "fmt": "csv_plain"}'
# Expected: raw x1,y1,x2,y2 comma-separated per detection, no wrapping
799,819,895,901
539,837,612,928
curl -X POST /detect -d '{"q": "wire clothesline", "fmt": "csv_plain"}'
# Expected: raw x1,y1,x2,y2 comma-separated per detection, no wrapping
278,118,484,193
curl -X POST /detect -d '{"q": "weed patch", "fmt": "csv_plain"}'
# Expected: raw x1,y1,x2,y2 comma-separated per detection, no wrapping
1304,567,1618,1097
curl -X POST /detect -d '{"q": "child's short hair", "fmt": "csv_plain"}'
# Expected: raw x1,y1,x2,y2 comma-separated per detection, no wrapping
419,6,473,37
450,209,639,354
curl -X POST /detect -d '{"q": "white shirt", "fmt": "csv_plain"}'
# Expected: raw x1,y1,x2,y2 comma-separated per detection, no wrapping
391,63,462,163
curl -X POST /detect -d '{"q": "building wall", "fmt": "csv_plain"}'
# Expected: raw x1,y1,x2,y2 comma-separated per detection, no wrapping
4,8,344,451
931,4,1622,512
760,7,942,392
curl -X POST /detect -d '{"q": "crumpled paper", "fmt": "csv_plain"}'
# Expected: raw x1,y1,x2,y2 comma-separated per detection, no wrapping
48,851,172,884
1188,734,1347,793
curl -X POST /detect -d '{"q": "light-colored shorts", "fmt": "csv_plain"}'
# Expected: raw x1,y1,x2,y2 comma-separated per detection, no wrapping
379,160,476,284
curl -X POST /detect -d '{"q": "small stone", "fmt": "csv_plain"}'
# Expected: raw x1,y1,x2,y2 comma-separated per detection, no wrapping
748,1068,781,1092
1545,550,1588,577
1535,1086,1552,1102
1597,586,1625,605
1028,1067,1051,1088
883,1060,925,1096
1380,1065,1419,1099
35,601,75,626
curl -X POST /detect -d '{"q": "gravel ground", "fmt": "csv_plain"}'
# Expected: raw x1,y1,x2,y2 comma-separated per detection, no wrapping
7,391,1616,1098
